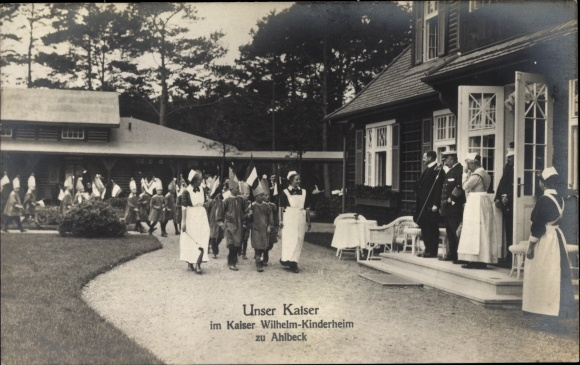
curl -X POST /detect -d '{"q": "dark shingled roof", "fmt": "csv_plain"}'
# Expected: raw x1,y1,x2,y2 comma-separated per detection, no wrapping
325,46,440,121
427,19,577,78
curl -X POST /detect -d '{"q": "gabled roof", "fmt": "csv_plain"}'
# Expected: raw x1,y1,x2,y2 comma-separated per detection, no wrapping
1,88,120,127
425,19,577,79
325,47,439,121
1,117,342,161
1,117,237,158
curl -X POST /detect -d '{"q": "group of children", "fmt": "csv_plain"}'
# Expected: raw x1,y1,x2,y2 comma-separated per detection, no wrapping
215,178,279,272
124,177,180,237
123,172,280,273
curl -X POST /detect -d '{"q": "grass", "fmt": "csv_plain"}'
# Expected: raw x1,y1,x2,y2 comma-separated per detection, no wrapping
304,231,334,249
1,233,163,364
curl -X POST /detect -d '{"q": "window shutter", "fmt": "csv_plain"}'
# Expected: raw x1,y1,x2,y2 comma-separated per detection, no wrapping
355,129,364,185
414,4,423,65
392,124,400,191
437,2,447,57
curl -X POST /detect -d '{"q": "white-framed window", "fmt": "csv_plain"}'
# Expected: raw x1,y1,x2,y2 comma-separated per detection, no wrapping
467,92,497,190
569,79,578,190
61,128,85,140
433,109,457,164
469,0,495,12
423,1,439,61
1,125,12,137
365,120,395,187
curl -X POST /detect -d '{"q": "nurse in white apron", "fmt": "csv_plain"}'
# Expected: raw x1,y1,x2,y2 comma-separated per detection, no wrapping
279,171,311,273
523,167,576,319
180,170,210,274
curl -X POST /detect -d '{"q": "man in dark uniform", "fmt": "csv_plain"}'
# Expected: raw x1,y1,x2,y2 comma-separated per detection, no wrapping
439,149,465,262
494,148,515,265
413,150,444,258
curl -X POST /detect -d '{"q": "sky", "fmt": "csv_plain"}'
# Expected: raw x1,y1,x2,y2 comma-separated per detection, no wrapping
190,2,293,65
0,2,294,88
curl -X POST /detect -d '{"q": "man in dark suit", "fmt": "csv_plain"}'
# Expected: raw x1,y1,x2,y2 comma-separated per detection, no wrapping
413,150,444,258
439,149,465,262
494,148,514,265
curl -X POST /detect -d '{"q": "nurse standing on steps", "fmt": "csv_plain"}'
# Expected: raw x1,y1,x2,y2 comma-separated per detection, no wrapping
279,171,311,274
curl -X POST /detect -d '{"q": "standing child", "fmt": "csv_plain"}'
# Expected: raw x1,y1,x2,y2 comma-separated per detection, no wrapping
149,185,166,236
2,177,25,233
164,178,178,235
246,187,274,272
218,180,249,271
240,187,252,259
205,192,224,259
125,179,142,233
138,185,153,234
60,186,73,215
263,192,279,266
175,180,186,235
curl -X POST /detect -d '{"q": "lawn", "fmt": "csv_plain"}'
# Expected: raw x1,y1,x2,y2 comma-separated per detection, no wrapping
1,233,163,364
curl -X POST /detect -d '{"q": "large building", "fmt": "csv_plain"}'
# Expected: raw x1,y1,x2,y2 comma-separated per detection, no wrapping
326,1,578,253
1,88,342,204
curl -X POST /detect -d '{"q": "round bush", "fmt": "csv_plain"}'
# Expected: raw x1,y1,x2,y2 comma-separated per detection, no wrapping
59,199,126,238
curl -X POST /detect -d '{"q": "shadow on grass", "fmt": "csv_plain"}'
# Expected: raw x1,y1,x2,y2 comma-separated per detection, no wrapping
304,231,334,249
1,233,164,364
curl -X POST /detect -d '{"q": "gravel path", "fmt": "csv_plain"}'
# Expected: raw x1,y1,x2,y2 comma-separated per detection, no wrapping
83,226,578,364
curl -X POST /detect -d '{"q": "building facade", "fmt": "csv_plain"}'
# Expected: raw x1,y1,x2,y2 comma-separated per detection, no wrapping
326,1,578,251
1,88,342,205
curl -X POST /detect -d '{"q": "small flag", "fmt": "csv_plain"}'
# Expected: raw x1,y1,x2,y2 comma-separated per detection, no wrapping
64,175,74,190
0,172,9,192
168,178,176,193
244,161,259,190
93,174,105,197
129,178,137,191
111,181,122,198
28,173,36,188
209,176,220,198
76,177,84,191
37,200,45,207
154,177,163,193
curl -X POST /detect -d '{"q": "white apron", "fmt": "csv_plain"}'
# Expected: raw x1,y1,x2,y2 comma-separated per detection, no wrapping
281,190,307,262
457,192,497,263
522,194,568,316
179,189,209,263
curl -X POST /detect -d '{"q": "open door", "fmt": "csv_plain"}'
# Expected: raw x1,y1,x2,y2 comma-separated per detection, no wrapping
513,72,553,245
458,85,505,257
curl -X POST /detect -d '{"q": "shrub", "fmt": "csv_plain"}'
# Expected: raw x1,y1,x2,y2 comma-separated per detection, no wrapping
36,206,63,226
314,195,341,222
107,197,127,209
59,199,126,238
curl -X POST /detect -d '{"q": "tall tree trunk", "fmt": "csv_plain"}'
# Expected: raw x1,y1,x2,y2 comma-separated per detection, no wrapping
87,37,93,90
322,41,331,198
159,39,168,126
26,4,34,87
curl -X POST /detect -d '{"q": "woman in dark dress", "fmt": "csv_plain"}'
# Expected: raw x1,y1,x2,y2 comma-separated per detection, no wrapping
522,167,576,319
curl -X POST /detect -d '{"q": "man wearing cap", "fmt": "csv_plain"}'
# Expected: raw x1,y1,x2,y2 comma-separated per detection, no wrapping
2,177,25,233
457,153,497,269
439,149,465,262
494,148,515,265
413,151,444,258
